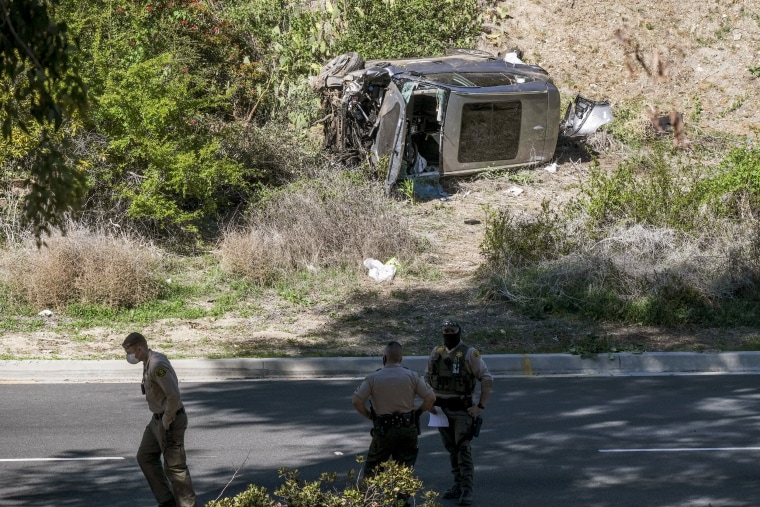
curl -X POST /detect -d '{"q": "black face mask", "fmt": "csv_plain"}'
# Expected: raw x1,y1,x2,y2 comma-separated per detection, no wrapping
443,334,460,350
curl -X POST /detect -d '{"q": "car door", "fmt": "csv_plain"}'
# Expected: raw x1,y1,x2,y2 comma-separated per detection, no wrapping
371,81,407,192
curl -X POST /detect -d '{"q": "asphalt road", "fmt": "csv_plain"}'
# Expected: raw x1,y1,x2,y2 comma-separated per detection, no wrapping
2,376,760,506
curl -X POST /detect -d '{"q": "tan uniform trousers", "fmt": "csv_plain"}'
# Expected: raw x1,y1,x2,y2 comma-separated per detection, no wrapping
137,410,197,507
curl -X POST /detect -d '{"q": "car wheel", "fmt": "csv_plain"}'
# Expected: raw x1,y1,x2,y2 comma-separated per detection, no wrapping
312,52,365,91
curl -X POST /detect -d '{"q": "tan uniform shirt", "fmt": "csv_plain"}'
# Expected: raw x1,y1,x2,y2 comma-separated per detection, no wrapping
143,350,183,417
354,364,434,415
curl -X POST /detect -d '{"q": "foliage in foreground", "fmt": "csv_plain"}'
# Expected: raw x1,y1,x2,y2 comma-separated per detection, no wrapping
480,142,760,326
0,0,88,242
206,461,441,507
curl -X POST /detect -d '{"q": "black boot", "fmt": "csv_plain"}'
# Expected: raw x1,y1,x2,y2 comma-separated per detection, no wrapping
442,484,462,499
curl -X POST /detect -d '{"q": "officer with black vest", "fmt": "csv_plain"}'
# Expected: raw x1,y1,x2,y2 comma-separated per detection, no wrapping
425,320,493,506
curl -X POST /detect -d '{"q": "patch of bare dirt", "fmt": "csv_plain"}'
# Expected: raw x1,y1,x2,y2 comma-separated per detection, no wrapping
3,0,760,360
490,0,760,139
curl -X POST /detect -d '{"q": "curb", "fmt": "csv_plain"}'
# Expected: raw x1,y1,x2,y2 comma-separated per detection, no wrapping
4,352,760,383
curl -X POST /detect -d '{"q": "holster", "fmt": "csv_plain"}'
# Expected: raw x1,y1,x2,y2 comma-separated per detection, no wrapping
471,415,483,438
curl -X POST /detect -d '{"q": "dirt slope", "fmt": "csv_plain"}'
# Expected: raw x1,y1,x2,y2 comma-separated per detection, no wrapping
486,0,759,138
3,0,760,360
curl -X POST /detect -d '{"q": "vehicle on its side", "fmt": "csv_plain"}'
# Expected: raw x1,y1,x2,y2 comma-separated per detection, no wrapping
310,48,612,193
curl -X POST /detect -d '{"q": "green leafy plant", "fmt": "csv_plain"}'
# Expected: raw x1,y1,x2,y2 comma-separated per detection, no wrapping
698,145,760,216
207,460,442,507
332,0,481,59
569,144,711,234
398,178,416,203
0,0,88,241
481,201,570,270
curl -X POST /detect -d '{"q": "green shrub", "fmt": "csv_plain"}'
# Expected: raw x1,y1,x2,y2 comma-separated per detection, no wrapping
206,462,442,507
332,0,481,59
569,145,712,234
480,201,571,270
698,145,760,217
205,484,272,507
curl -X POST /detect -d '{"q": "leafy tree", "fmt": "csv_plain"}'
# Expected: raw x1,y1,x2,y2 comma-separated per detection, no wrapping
332,0,481,59
0,0,88,242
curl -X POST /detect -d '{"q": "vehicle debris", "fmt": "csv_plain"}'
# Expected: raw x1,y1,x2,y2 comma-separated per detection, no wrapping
311,48,613,194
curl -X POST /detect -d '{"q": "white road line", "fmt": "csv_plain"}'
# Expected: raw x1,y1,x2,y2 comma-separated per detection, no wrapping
599,447,760,453
0,457,125,462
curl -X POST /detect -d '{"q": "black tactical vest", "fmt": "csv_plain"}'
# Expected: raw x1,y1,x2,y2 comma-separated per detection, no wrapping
429,342,477,395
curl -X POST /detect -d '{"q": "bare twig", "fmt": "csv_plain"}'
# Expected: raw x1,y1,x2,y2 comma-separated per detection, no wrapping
213,450,252,502
245,74,274,125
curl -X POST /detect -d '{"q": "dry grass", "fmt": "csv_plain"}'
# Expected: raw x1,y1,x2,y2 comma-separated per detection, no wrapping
588,222,760,301
218,172,423,283
0,226,164,309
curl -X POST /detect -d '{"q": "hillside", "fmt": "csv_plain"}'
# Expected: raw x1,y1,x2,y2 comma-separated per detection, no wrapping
3,0,760,360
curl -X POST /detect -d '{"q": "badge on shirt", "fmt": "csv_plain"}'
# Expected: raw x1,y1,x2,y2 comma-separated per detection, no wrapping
156,366,167,378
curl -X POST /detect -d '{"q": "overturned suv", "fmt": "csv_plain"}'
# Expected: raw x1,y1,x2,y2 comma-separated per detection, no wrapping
310,48,612,193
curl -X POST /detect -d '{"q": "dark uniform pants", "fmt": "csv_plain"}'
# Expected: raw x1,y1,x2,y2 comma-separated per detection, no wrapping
365,425,419,477
137,410,197,507
438,408,475,492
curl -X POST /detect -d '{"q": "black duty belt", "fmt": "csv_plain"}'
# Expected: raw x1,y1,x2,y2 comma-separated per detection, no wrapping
433,397,472,411
375,411,415,429
154,406,185,420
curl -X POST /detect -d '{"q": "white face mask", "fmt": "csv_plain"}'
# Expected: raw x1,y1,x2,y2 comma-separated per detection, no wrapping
126,353,139,365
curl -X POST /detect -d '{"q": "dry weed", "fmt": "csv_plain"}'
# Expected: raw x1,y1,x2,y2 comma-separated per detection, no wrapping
218,173,421,282
588,222,759,300
0,227,164,309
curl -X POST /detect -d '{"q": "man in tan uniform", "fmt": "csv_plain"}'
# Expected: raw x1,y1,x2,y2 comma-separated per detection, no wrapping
352,341,436,478
122,332,197,507
425,320,493,506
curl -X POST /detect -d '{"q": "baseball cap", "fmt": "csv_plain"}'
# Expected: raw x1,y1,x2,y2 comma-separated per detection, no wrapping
442,320,460,334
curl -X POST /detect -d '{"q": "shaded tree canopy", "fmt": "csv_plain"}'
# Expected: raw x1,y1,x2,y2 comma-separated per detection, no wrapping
0,0,87,242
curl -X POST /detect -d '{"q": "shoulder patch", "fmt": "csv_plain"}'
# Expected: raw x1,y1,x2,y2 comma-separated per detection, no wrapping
155,366,168,378
473,349,481,358
436,346,446,354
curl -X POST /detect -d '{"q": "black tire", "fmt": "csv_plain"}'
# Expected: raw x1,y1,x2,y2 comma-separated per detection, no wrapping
312,52,365,91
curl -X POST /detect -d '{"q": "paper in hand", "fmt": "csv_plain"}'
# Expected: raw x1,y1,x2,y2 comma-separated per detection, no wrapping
428,410,449,428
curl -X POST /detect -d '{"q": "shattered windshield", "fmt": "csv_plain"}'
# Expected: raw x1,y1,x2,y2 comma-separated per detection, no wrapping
424,72,521,87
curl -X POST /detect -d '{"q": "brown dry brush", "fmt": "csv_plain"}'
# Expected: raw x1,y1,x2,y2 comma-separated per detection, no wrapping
586,223,760,302
0,226,164,309
484,214,760,317
218,173,422,283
